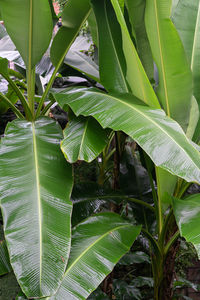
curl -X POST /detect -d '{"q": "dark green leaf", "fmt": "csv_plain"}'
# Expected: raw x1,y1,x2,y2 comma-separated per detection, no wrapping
0,240,12,276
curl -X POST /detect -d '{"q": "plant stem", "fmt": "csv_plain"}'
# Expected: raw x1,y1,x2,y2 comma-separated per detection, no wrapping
3,74,32,120
0,93,24,119
126,197,155,212
164,230,179,258
27,67,35,116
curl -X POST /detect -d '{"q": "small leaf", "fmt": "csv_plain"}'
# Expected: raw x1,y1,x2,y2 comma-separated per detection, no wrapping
0,240,12,276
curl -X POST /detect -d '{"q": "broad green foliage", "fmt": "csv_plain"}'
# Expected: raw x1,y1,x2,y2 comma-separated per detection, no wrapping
0,118,73,298
0,0,53,68
62,116,108,163
44,213,141,300
0,241,12,276
145,0,192,131
173,194,200,258
54,87,200,184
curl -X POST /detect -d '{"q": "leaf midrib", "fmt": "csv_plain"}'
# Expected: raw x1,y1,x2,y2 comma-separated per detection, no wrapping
191,1,200,71
32,123,42,288
78,119,88,159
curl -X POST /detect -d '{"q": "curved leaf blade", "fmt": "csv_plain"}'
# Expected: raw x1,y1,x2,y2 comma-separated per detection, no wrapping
54,87,200,184
0,118,73,298
62,116,108,163
0,0,53,68
173,194,200,258
0,240,12,276
91,0,130,93
50,0,91,67
145,0,192,131
109,0,160,108
46,213,141,300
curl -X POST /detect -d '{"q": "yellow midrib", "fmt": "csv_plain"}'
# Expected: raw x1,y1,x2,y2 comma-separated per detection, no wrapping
191,1,200,71
154,0,171,117
32,123,42,288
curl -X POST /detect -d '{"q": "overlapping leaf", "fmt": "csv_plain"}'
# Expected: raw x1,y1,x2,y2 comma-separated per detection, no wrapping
44,213,141,300
0,0,53,68
0,240,12,276
62,116,108,163
173,194,200,258
0,118,73,298
54,87,200,184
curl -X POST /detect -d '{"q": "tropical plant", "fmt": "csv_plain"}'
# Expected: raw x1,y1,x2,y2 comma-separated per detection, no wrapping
0,0,200,300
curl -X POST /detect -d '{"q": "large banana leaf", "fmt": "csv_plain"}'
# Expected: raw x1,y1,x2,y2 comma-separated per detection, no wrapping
62,115,108,163
44,213,141,300
54,87,200,184
172,0,200,142
109,0,160,108
0,0,53,68
173,194,200,258
0,118,73,298
50,0,91,68
0,241,12,276
91,0,129,93
145,0,192,131
125,0,154,81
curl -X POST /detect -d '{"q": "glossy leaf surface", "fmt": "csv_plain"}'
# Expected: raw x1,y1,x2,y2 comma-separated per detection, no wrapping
91,0,129,93
125,0,154,81
109,0,160,108
0,0,53,68
50,0,91,67
145,0,192,131
173,194,200,258
54,87,200,184
62,116,108,163
0,241,12,276
45,213,141,300
0,118,73,298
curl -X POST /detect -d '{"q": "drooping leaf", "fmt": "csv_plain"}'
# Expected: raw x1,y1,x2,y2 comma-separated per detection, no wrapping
50,0,91,68
145,0,192,131
109,0,160,108
91,0,129,93
0,240,12,276
62,115,108,163
0,118,73,298
125,0,154,81
173,194,200,258
54,87,200,184
0,0,53,68
45,212,141,300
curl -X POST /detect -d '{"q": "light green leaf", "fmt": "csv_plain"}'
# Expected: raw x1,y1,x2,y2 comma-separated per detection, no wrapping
172,0,200,141
186,96,199,140
91,0,129,93
173,194,200,258
0,0,53,68
61,116,108,163
50,0,91,67
87,10,98,46
145,0,192,131
54,87,200,184
125,0,154,81
45,213,141,300
0,118,73,298
0,240,12,276
109,0,160,108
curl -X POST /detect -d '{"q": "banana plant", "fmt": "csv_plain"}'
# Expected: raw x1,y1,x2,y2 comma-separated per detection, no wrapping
0,0,200,300
0,0,140,299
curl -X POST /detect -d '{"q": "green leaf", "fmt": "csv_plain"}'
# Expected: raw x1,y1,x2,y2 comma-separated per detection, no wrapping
173,194,200,258
62,116,108,163
91,0,129,93
45,212,141,300
50,0,91,67
172,0,200,141
186,96,199,140
0,57,9,77
0,118,73,298
87,10,98,47
0,0,53,68
16,291,28,300
110,0,160,108
125,0,154,81
145,0,192,131
54,87,200,184
0,241,12,276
